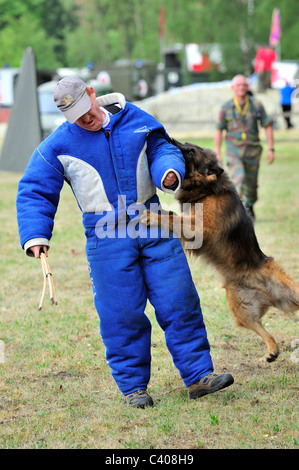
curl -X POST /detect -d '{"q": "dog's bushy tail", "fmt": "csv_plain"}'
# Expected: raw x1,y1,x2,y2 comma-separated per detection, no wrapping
261,257,299,312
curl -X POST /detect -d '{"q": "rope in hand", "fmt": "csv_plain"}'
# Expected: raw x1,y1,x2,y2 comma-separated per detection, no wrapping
38,252,58,310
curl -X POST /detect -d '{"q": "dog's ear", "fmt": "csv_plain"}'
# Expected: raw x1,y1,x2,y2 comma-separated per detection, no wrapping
169,137,183,148
206,163,224,177
185,146,196,157
215,166,224,176
170,138,200,156
185,142,205,153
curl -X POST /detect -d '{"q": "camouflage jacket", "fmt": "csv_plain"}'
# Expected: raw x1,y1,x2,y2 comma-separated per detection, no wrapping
216,96,272,146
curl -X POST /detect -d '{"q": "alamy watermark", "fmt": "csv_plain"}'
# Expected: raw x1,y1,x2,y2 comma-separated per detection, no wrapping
94,196,203,249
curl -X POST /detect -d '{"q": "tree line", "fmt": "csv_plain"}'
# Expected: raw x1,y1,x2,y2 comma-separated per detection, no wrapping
0,0,298,76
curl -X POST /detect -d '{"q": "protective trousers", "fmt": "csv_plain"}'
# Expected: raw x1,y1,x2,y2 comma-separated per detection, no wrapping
226,142,263,206
86,224,213,395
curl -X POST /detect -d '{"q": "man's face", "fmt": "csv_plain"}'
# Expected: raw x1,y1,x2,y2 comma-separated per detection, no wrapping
75,89,106,131
232,77,248,100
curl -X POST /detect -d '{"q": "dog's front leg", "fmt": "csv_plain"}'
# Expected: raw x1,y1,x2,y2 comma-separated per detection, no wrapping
140,209,183,237
140,209,201,250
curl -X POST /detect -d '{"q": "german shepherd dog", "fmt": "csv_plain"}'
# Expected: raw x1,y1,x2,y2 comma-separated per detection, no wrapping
142,139,299,362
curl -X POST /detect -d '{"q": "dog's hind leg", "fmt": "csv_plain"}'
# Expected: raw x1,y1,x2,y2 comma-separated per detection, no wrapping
225,285,279,362
261,258,299,313
241,317,279,363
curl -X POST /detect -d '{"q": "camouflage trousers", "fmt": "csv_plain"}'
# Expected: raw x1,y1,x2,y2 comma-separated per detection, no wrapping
225,142,263,206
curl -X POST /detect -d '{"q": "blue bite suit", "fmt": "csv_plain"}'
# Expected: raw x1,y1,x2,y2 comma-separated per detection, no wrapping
17,93,213,394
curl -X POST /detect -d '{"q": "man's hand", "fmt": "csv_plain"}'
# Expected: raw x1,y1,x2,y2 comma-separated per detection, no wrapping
163,171,178,188
214,128,223,164
30,245,48,258
267,149,275,164
216,153,223,164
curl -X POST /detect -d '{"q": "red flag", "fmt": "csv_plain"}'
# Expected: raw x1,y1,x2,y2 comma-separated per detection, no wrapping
159,7,165,40
269,8,281,47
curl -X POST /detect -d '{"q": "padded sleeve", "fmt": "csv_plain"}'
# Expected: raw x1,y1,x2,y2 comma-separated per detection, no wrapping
146,131,185,192
16,147,64,251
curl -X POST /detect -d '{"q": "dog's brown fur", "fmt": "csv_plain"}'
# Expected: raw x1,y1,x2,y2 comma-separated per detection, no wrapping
142,139,299,362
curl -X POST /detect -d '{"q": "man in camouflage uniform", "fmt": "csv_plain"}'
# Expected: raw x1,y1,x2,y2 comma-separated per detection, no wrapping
215,75,275,220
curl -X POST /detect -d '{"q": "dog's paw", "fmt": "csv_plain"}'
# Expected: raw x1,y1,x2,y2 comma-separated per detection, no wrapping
140,210,160,227
265,351,279,363
140,209,152,226
258,349,279,363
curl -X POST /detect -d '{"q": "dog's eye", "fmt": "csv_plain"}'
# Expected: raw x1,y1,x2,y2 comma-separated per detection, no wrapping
187,149,194,156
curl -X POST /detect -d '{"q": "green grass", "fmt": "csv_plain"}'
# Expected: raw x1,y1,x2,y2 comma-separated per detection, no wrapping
0,130,298,449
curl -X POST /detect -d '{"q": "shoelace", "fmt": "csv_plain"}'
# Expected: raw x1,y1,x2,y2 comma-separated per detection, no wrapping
126,390,147,399
202,373,219,384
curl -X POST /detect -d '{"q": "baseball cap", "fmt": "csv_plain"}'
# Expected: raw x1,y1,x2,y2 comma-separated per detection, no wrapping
54,76,91,123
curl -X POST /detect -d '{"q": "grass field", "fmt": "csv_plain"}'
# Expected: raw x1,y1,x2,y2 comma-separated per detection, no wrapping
0,131,298,449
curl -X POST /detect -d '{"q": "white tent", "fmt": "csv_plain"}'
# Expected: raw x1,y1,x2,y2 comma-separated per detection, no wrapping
0,48,41,172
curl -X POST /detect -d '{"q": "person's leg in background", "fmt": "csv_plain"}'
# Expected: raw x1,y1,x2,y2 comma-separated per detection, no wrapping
242,145,262,220
225,143,245,198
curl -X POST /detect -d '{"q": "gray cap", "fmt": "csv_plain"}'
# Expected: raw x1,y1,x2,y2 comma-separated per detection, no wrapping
54,76,91,123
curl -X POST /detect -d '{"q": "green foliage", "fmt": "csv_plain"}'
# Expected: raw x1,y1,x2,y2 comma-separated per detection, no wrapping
0,0,299,72
0,0,77,68
0,0,32,28
0,14,59,68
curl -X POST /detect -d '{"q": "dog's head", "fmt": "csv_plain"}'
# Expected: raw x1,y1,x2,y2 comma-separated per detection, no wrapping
170,138,224,190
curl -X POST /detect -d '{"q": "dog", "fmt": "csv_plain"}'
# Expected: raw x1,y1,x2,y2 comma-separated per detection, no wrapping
141,138,299,362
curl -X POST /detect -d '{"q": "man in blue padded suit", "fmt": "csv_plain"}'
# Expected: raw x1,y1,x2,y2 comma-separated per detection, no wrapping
17,77,234,408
